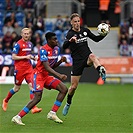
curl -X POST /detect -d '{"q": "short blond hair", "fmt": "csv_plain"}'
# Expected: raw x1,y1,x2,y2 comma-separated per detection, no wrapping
21,28,30,33
70,13,80,20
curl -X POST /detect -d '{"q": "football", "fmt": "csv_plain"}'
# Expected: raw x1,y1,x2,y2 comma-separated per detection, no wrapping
97,23,110,36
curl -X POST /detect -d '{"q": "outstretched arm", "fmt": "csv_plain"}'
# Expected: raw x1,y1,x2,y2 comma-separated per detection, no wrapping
12,53,35,60
52,56,67,68
43,61,67,81
87,29,106,42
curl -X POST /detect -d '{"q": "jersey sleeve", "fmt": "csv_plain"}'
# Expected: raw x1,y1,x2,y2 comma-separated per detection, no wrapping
86,28,105,42
12,43,20,54
40,49,48,62
63,30,74,49
53,46,60,55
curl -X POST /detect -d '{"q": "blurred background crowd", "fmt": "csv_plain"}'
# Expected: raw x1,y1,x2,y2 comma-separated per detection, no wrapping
0,0,133,56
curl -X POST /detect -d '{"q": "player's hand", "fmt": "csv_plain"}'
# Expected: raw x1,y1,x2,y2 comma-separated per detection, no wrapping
59,74,67,81
61,56,67,63
69,36,77,42
26,55,35,60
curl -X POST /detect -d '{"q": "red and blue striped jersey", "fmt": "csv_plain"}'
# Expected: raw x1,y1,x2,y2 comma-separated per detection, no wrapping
12,38,33,69
35,44,60,75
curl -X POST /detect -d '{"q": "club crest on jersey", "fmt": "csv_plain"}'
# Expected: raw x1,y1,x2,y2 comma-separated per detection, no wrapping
54,49,58,55
83,32,87,36
36,84,40,89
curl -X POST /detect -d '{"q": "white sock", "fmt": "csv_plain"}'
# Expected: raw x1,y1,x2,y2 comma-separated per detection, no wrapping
50,111,56,114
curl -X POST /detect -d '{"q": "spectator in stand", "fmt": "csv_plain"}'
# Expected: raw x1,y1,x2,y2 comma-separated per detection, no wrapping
129,33,133,45
2,31,13,46
63,16,71,31
33,42,42,54
54,15,64,31
34,16,45,32
114,0,121,26
120,21,129,37
0,36,3,54
14,22,22,36
128,23,133,41
119,39,130,56
3,42,12,54
4,12,17,27
5,0,16,11
15,0,24,11
25,11,34,27
32,32,43,46
26,22,35,35
129,41,133,56
23,0,35,9
128,12,133,27
3,21,14,35
64,48,71,54
11,31,20,47
0,43,3,54
118,33,128,48
98,0,110,23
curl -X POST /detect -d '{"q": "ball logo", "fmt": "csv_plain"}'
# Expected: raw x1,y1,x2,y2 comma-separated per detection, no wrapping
83,32,87,36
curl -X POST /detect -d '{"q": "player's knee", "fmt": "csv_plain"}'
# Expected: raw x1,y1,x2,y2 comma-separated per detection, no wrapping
58,84,68,95
62,86,68,95
34,92,42,103
34,96,41,104
13,86,20,92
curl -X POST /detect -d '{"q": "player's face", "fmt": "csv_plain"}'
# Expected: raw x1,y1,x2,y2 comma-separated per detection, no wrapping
49,36,58,48
71,17,80,31
21,30,30,42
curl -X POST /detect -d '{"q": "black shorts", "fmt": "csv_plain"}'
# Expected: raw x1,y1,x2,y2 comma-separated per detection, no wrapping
71,57,90,76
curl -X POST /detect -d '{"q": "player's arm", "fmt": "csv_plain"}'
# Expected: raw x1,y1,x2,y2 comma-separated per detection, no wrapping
53,56,67,68
87,28,106,42
40,49,67,80
12,53,35,60
43,61,67,80
12,43,35,60
63,32,74,49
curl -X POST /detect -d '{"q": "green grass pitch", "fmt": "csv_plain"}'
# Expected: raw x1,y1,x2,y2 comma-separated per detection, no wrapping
0,83,133,133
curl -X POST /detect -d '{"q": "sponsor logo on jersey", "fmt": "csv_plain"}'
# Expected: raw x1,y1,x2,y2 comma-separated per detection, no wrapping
22,48,31,51
48,56,58,59
76,37,87,43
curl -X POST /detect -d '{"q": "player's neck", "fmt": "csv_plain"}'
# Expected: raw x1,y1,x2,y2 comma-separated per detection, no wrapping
22,38,28,42
72,27,80,32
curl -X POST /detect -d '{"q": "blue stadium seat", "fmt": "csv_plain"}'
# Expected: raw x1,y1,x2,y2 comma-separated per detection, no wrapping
0,29,3,36
54,30,63,46
16,12,24,21
45,22,53,32
35,30,44,37
16,12,25,27
0,19,3,26
5,12,11,17
0,2,5,10
17,21,24,27
0,11,4,19
63,30,68,39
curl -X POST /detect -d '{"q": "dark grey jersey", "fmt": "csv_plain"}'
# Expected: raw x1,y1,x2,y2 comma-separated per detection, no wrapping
63,27,105,60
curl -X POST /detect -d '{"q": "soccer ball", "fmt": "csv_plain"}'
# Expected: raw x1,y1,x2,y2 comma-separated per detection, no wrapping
97,23,110,36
